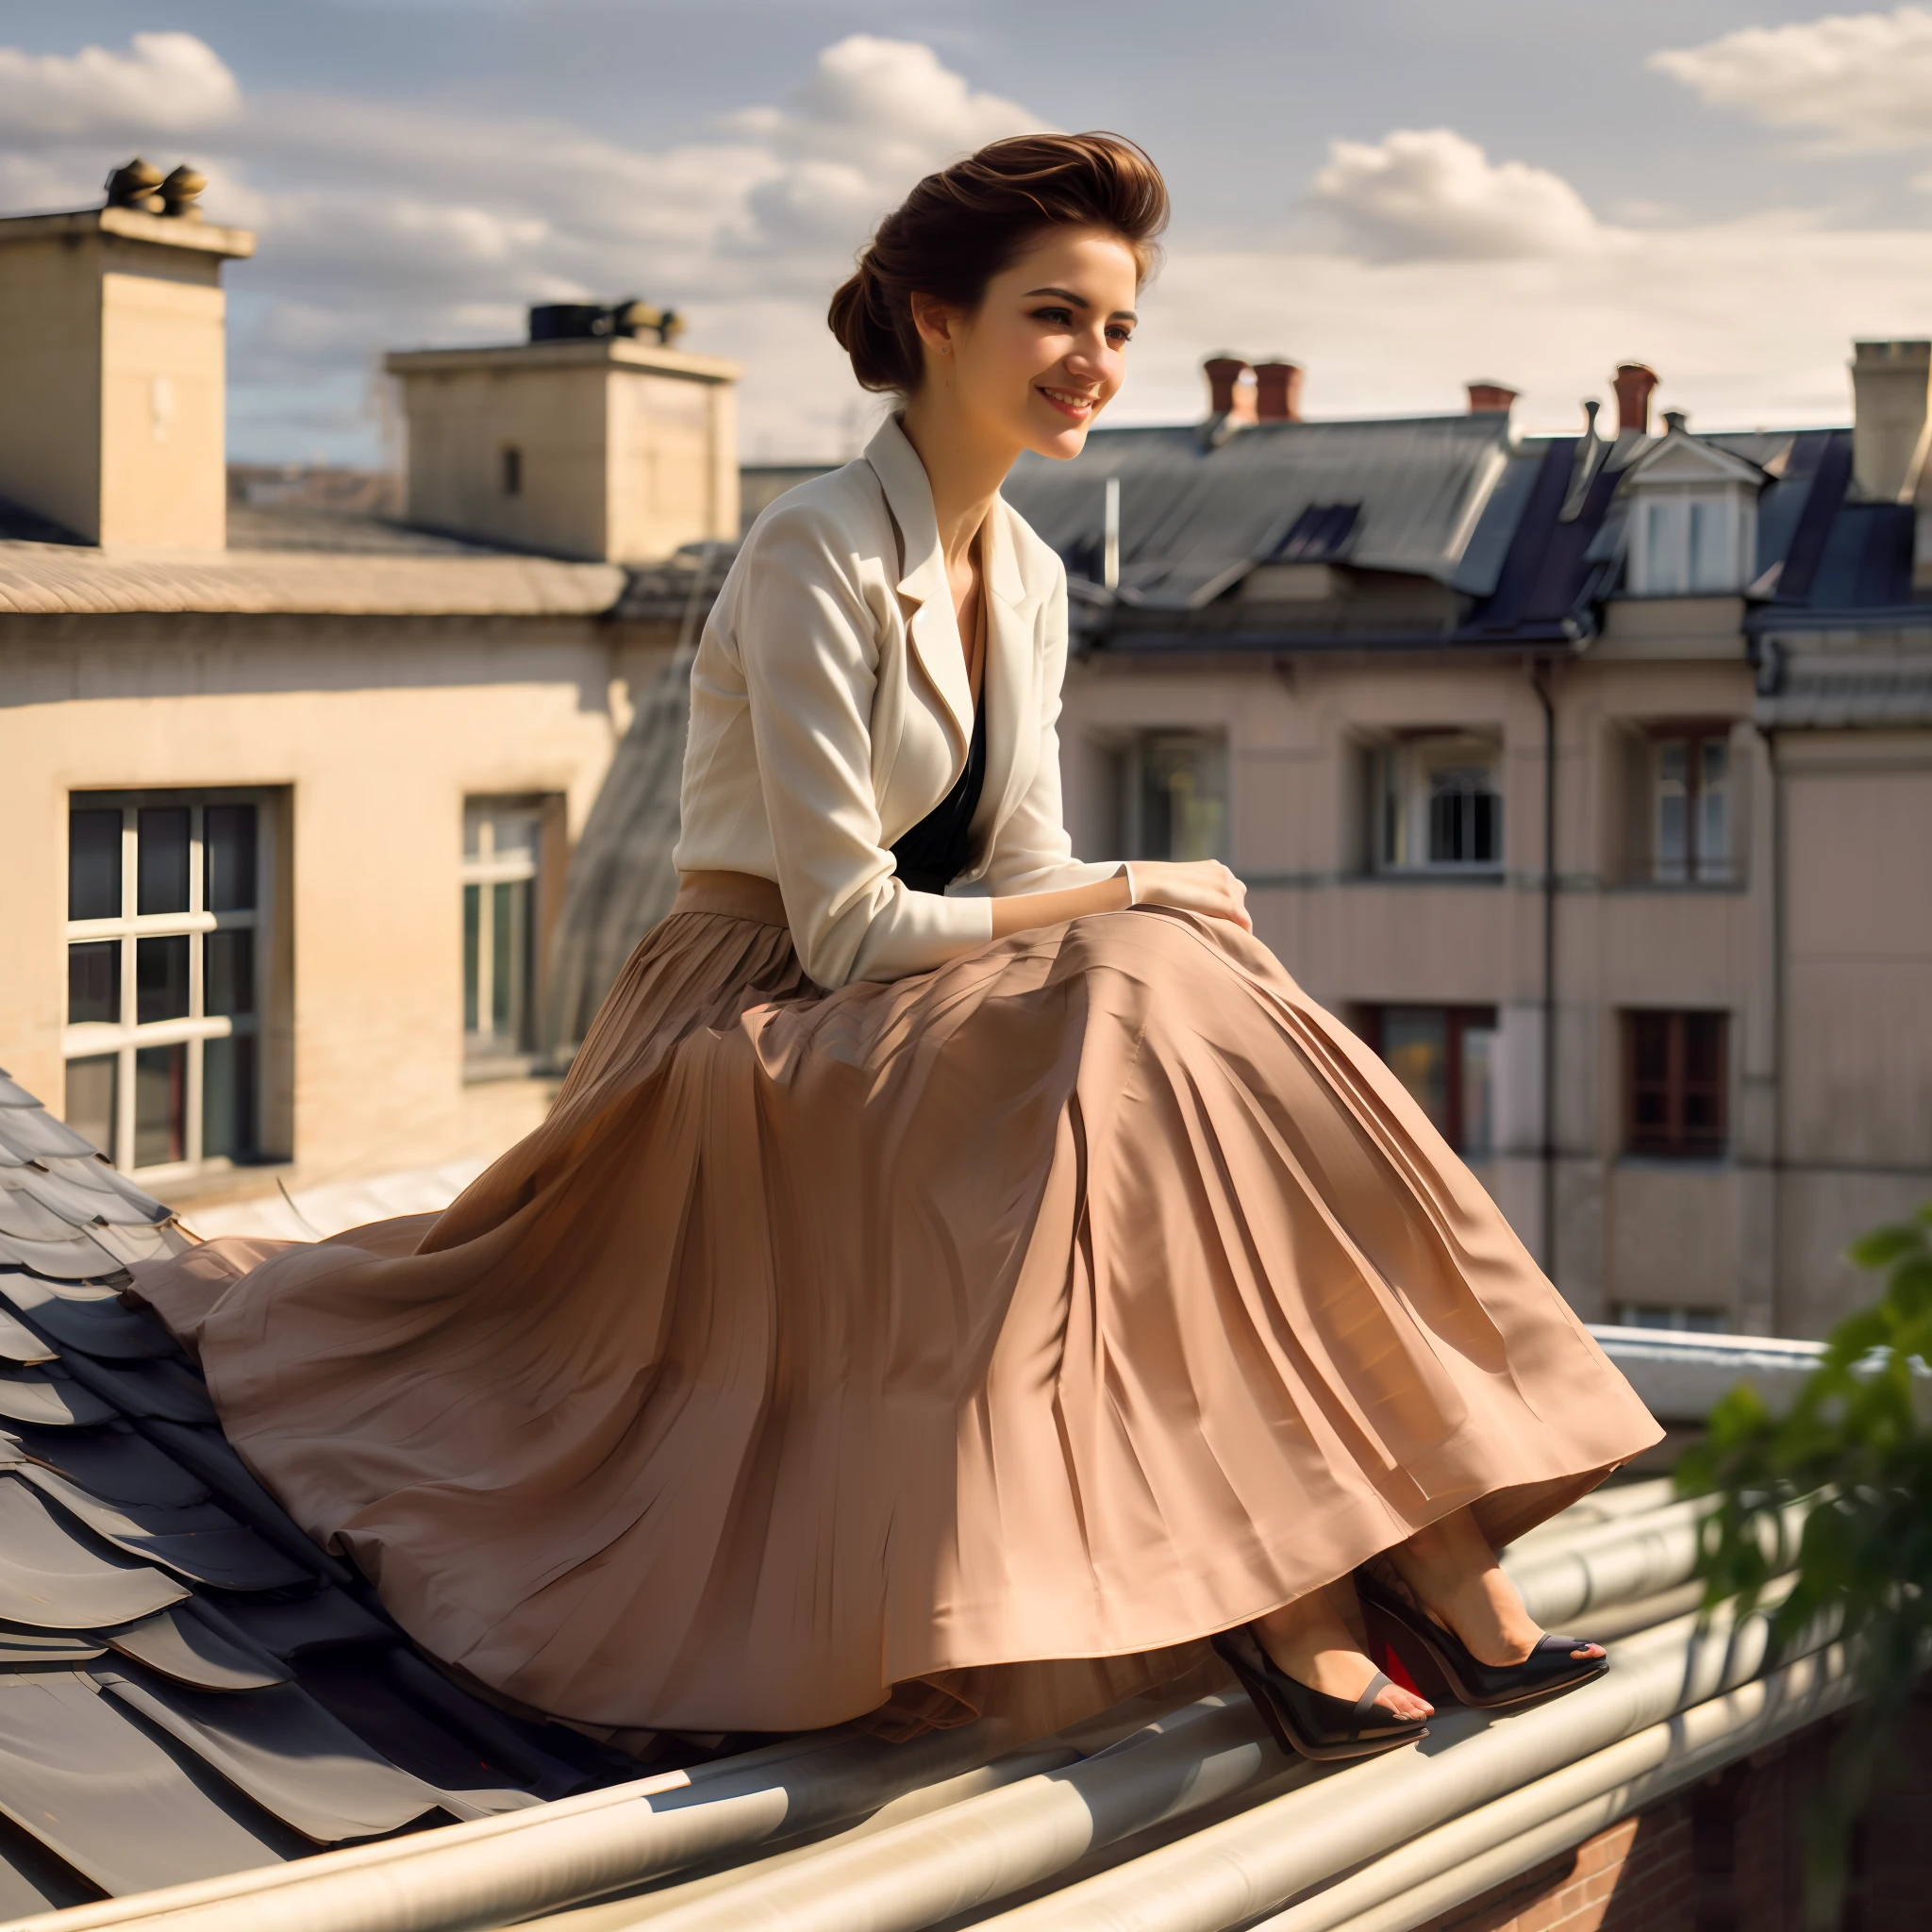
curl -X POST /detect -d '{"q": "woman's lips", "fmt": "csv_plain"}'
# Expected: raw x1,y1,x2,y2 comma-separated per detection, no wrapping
1038,385,1099,420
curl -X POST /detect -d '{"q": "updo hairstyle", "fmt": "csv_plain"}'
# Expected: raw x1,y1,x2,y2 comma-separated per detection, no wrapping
828,132,1168,394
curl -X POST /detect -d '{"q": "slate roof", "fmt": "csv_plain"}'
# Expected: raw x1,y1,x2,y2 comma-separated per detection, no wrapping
1003,413,1528,615
0,1073,661,1916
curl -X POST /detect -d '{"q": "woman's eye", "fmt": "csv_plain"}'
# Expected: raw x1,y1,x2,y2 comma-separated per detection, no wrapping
1108,327,1134,347
1032,307,1074,326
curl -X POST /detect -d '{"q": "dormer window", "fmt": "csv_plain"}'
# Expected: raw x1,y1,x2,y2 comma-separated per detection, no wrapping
1620,433,1764,597
1630,490,1753,594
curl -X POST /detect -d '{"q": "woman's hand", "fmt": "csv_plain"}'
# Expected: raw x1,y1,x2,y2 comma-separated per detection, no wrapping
1126,860,1253,932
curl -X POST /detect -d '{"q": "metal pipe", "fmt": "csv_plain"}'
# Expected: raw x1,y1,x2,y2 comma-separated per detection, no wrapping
1246,1641,1857,1932
1531,658,1558,1281
973,1590,1823,1930
1103,477,1121,592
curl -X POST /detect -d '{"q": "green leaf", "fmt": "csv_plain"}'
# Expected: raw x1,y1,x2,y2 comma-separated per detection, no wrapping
1887,1254,1932,1320
1848,1224,1928,1270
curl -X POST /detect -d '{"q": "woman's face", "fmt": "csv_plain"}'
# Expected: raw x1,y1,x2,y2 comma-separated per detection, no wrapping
916,225,1140,461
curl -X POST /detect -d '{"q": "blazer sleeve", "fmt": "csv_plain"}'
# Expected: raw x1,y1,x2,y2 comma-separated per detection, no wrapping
736,503,995,988
963,556,1124,900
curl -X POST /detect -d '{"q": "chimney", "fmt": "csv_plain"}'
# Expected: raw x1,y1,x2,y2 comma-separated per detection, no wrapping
1849,340,1932,502
0,159,254,548
1612,363,1659,438
1466,381,1518,416
1203,355,1257,425
386,303,741,562
1253,360,1303,423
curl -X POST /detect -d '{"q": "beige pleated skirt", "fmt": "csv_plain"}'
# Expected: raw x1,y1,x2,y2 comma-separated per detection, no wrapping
136,875,1660,1743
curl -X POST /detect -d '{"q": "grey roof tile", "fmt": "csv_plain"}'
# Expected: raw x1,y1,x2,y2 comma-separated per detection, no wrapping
0,1111,100,1165
216,1587,399,1659
0,1276,177,1362
0,1420,210,1507
16,1462,314,1592
0,1180,88,1249
0,1671,293,1893
0,1625,106,1665
103,1603,290,1693
0,1227,127,1282
0,1476,188,1627
54,1350,220,1426
95,1662,446,1842
28,1158,173,1226
0,1367,121,1429
0,1308,57,1367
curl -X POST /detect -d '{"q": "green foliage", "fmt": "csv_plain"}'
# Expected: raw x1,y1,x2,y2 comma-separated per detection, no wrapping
1675,1203,1932,1924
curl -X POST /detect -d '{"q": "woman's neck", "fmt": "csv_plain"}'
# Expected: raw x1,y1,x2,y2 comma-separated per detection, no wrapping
896,394,1018,575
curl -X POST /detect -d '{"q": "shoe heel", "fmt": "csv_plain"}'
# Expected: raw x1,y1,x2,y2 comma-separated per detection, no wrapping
1363,1599,1456,1707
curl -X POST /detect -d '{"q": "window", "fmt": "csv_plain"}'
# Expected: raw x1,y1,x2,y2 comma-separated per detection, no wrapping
462,801,545,1064
1645,727,1732,884
1372,734,1503,873
1628,489,1753,595
63,793,269,1178
1121,732,1228,862
1624,1010,1727,1158
502,446,523,496
1357,1005,1498,1157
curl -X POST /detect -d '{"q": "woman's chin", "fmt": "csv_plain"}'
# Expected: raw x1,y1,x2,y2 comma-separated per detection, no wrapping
1025,418,1095,463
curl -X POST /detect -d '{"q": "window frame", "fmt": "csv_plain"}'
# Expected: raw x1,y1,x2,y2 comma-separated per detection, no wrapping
1356,1003,1500,1157
1643,722,1735,886
1369,732,1506,876
1623,1008,1729,1159
461,797,548,1069
1625,484,1756,596
62,789,274,1183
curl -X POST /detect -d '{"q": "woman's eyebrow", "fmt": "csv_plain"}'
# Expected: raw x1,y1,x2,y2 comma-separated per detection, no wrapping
1023,286,1139,323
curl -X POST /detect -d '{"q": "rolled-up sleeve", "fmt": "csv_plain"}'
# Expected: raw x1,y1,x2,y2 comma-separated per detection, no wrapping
737,506,995,988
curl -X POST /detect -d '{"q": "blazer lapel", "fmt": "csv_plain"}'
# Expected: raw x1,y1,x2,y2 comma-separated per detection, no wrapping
863,417,974,758
977,495,1041,841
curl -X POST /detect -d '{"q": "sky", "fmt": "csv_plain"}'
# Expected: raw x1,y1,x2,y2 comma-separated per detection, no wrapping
6,2,1932,462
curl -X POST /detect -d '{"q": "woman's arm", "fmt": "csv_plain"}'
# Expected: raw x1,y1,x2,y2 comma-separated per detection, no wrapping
988,860,1252,941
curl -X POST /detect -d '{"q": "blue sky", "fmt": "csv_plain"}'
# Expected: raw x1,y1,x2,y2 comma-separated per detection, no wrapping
6,2,1932,460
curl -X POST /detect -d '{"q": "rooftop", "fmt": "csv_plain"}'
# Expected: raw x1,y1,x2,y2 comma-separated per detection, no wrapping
0,1069,1850,1932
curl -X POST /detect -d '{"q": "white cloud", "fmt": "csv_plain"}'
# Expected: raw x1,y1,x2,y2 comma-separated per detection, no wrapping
0,31,239,141
1308,128,1601,262
1651,6,1932,151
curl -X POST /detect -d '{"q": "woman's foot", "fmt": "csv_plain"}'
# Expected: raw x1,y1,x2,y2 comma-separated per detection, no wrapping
1382,1509,1604,1670
1255,1584,1433,1724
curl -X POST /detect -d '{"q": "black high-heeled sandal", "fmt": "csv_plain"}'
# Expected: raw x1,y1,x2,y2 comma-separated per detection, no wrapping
1210,1624,1429,1762
1355,1565,1607,1711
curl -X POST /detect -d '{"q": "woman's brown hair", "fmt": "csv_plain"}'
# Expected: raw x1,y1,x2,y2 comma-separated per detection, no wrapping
828,132,1168,394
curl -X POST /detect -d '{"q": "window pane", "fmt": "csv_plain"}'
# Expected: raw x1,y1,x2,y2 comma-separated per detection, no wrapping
1688,501,1715,590
205,806,258,912
136,808,191,915
63,1055,118,1158
1427,767,1498,866
68,810,123,921
133,1043,186,1167
1698,740,1730,880
67,941,121,1024
205,929,255,1017
1382,1008,1449,1136
1137,735,1227,862
1655,740,1689,882
1645,501,1678,593
1461,1025,1495,1158
491,879,529,1045
463,883,481,1033
203,1033,256,1160
136,935,191,1024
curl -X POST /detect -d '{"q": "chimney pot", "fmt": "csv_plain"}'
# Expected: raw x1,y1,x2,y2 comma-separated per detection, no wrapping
1466,381,1518,415
1850,339,1932,503
1203,355,1256,424
1662,408,1688,434
1612,362,1659,438
1253,360,1303,423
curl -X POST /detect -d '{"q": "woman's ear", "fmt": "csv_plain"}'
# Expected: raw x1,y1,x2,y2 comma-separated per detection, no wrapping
908,291,958,360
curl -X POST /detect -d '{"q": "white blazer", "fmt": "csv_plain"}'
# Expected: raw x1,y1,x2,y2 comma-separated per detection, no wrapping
674,416,1122,987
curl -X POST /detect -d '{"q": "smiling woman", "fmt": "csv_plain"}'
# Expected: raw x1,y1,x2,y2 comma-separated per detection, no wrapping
137,129,1659,1772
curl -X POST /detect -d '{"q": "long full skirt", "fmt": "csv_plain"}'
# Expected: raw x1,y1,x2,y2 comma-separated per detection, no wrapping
135,891,1660,1742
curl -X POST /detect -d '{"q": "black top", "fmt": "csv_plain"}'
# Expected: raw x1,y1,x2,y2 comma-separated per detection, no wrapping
891,696,987,894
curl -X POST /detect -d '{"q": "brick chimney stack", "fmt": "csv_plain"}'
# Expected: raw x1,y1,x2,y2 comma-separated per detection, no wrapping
1466,381,1518,415
1613,363,1659,437
1203,355,1257,425
1253,360,1303,423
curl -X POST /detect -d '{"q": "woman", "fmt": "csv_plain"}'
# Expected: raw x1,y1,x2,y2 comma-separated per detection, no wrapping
137,133,1659,1765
